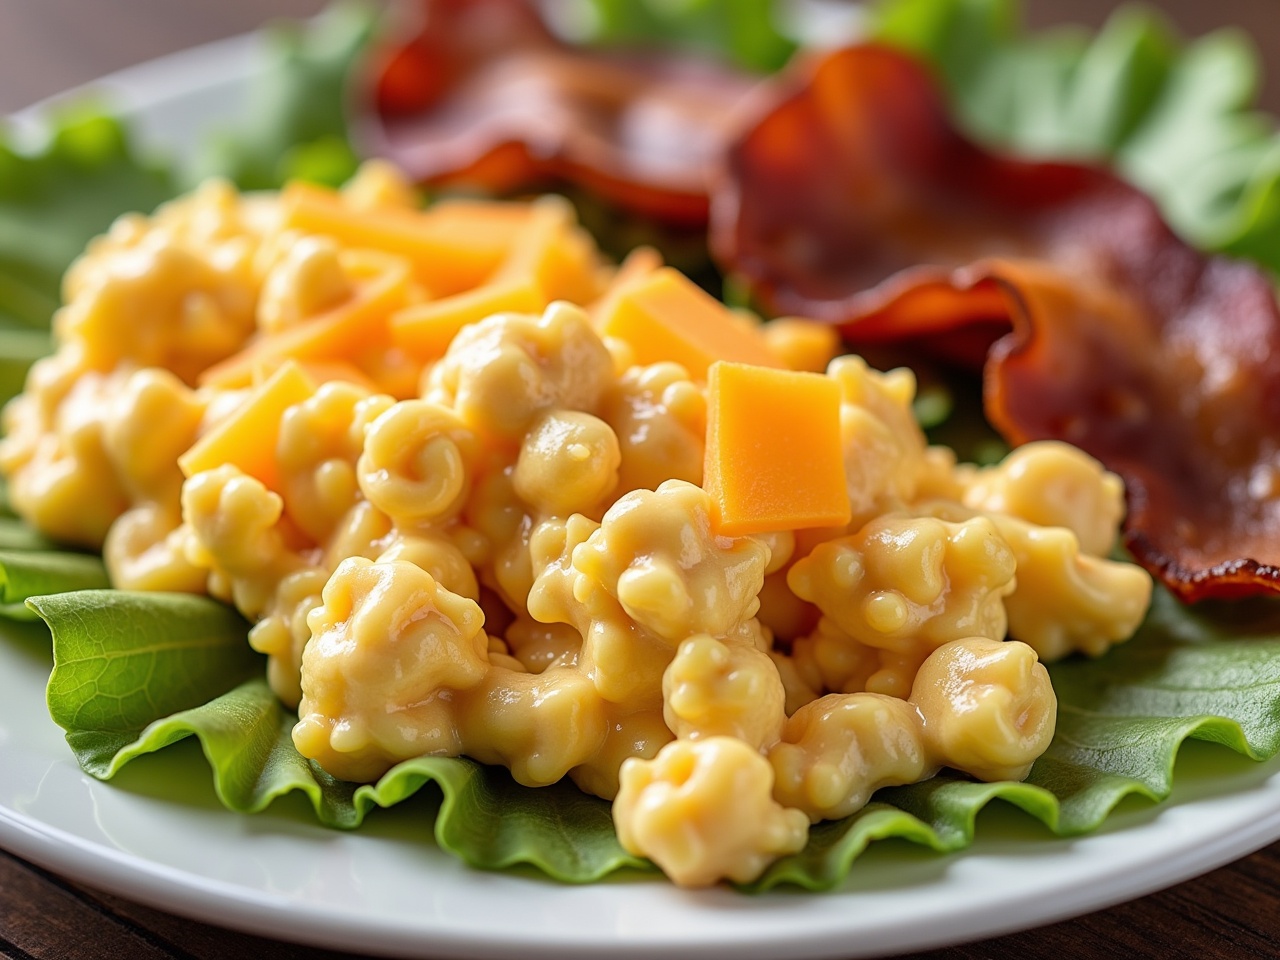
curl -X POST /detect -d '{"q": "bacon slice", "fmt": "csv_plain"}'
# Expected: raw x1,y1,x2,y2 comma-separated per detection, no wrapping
712,45,1280,601
360,0,757,226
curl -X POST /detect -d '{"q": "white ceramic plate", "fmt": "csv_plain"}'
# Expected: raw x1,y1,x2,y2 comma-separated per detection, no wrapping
4,34,1280,960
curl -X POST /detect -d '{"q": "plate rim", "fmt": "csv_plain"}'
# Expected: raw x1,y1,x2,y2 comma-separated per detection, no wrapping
5,745,1280,960
6,31,262,136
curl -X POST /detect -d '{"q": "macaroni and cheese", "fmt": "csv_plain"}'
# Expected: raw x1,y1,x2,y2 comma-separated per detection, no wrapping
0,163,1154,887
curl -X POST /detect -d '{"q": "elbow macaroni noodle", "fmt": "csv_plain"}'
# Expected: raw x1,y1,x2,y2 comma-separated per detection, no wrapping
0,163,1154,888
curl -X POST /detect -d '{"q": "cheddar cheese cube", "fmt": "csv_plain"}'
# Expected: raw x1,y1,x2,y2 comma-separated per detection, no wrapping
598,268,781,379
704,360,850,535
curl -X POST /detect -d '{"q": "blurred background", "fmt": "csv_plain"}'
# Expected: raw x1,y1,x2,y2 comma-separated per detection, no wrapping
0,0,1276,114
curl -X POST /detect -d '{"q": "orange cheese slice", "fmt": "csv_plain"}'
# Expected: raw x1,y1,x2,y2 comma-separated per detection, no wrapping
704,360,850,535
391,280,545,360
587,245,663,324
199,250,411,390
597,267,781,379
179,360,317,493
281,183,529,296
247,358,379,393
390,197,600,360
490,196,601,305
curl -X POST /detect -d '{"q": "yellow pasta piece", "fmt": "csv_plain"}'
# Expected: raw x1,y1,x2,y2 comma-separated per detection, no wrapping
762,317,842,373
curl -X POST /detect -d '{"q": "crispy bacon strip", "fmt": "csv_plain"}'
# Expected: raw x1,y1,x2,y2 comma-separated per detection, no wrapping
712,45,1280,601
360,0,756,226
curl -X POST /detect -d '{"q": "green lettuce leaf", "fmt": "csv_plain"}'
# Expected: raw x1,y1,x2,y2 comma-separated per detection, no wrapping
574,0,796,73
37,591,258,737
869,0,1280,272
0,110,174,330
80,678,643,880
29,583,1280,889
0,518,54,551
33,589,645,880
0,550,107,619
190,1,378,190
0,327,51,407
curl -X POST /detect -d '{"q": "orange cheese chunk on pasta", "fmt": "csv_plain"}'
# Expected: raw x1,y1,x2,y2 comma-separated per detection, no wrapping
390,198,596,360
493,196,602,306
597,268,781,379
587,245,663,324
199,251,411,390
281,183,528,296
704,361,850,536
179,361,316,492
392,280,545,360
249,358,380,392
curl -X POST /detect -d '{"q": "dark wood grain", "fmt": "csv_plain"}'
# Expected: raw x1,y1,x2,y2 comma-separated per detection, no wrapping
0,849,356,960
2,1,1280,958
1,850,176,960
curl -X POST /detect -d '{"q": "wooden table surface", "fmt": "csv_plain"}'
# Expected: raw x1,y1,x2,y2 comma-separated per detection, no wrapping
2,1,1280,958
